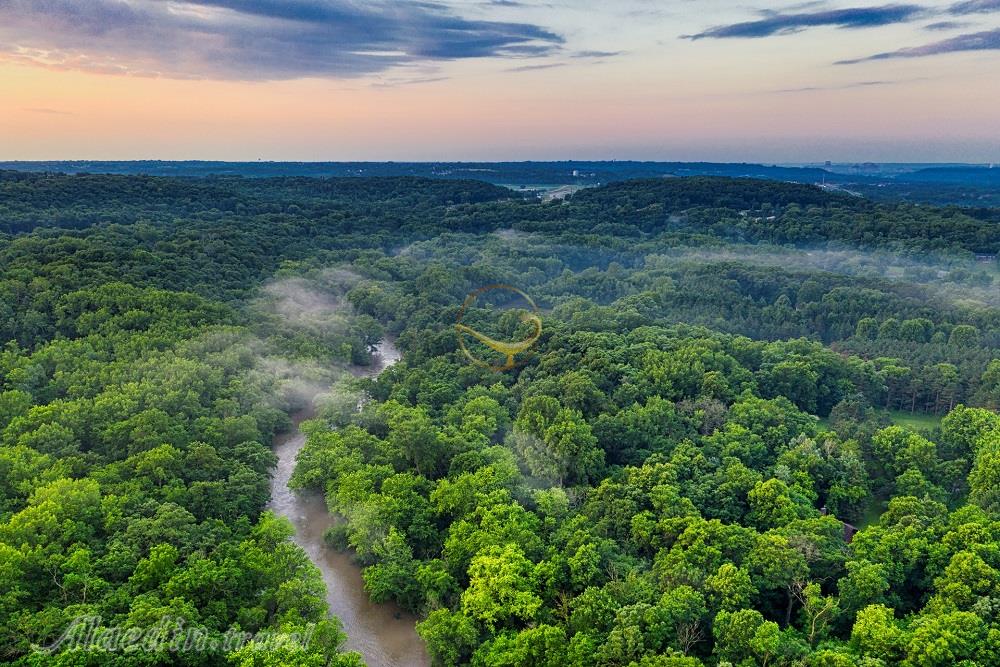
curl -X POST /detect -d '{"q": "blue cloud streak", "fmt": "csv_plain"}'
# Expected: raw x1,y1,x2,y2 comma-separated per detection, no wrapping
837,26,1000,63
0,0,563,80
683,4,925,40
949,0,1000,15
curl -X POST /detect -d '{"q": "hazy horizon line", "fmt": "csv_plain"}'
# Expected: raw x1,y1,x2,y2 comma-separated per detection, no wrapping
1,159,995,166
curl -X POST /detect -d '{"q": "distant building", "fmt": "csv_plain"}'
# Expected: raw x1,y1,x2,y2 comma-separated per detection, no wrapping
821,506,859,543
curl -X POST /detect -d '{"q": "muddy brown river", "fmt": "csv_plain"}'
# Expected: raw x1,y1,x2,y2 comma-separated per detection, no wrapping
268,339,431,667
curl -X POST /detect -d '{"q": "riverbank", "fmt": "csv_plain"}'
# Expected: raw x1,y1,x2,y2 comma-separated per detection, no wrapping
268,339,430,667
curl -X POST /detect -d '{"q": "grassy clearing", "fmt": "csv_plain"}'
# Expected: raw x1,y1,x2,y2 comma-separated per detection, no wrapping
815,411,943,433
886,410,943,432
856,498,889,529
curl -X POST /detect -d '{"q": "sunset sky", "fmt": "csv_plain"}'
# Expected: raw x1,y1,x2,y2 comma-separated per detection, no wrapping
1,0,998,162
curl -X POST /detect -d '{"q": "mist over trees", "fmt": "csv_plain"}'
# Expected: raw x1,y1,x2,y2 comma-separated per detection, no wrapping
1,171,998,665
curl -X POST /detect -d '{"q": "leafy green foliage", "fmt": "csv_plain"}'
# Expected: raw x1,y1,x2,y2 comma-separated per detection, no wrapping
1,172,998,665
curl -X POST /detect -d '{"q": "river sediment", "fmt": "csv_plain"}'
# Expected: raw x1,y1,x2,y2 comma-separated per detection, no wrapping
268,339,430,667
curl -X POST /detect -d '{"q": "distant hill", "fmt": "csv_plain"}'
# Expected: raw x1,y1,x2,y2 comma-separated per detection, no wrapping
568,176,856,211
0,160,840,184
906,165,1000,186
2,160,998,207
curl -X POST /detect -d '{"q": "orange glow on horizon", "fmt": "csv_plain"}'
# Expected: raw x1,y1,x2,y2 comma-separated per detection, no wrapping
2,39,998,163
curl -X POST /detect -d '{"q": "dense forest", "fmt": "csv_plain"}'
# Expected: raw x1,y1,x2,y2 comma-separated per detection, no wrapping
1,171,999,665
4,161,998,207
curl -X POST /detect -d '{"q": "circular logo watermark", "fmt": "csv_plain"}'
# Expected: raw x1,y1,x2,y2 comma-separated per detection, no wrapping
455,285,541,371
